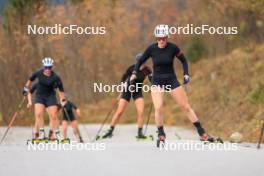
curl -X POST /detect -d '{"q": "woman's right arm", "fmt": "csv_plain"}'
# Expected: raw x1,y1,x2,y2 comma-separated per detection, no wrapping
23,71,38,96
27,93,32,108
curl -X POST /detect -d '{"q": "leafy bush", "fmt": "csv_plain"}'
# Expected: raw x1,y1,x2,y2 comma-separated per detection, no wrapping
249,83,264,104
186,37,207,63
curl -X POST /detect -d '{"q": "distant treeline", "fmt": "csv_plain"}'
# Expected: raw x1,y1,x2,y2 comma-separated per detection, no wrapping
0,0,263,124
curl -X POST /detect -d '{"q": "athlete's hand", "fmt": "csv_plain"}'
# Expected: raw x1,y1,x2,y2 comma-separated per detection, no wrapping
27,101,32,108
183,75,190,85
130,73,137,82
61,99,67,107
22,87,29,96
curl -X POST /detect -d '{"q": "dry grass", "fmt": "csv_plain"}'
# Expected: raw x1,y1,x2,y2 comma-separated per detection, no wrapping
7,44,264,142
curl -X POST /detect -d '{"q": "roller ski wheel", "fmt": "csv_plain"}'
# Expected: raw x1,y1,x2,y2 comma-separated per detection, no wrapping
156,134,166,148
200,134,223,144
136,134,154,141
48,138,60,144
61,138,71,144
27,138,48,145
214,137,224,143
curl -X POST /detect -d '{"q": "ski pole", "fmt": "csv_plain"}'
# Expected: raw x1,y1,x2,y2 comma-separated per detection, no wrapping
0,96,26,145
63,107,81,141
257,121,264,149
144,103,153,136
92,93,122,142
183,84,188,93
80,123,91,142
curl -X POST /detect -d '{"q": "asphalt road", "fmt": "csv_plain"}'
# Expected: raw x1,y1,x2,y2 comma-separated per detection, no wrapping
0,125,263,176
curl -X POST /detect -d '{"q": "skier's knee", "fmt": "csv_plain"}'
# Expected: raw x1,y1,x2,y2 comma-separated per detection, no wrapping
49,113,57,121
137,110,144,117
180,103,192,113
155,106,162,114
35,112,43,119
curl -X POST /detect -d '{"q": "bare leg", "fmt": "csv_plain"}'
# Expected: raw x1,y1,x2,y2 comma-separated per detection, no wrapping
46,105,60,130
151,87,164,127
47,105,61,139
62,120,68,139
170,86,198,123
134,98,144,128
71,120,81,138
34,103,45,129
110,99,129,126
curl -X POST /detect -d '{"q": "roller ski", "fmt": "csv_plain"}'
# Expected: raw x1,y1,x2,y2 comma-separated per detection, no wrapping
97,128,113,140
136,129,154,141
27,128,49,144
136,134,154,141
61,138,71,144
27,138,49,145
47,129,62,144
200,134,223,144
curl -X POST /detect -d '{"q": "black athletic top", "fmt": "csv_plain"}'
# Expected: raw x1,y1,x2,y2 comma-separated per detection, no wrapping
62,101,78,120
29,83,37,94
134,42,188,79
121,64,152,84
29,69,64,96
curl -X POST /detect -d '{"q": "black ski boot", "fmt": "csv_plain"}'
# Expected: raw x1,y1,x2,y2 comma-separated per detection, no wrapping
136,128,147,139
102,128,113,139
33,132,39,140
79,136,84,143
156,126,166,147
157,133,166,148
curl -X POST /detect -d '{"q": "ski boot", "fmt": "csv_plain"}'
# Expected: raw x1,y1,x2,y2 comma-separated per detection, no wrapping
33,128,47,143
54,130,62,143
48,130,61,144
79,136,84,143
33,132,39,140
136,130,147,140
102,128,113,139
157,133,166,148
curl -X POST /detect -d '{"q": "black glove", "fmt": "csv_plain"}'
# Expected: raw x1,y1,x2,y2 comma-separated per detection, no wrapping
60,99,67,107
22,87,29,96
183,75,190,85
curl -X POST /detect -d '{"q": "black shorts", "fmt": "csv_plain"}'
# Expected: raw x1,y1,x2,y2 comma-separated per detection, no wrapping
121,90,143,102
62,114,76,121
152,76,181,91
35,95,58,107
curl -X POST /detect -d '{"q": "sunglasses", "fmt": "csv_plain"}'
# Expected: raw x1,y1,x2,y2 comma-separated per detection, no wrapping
157,37,167,41
44,66,53,70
